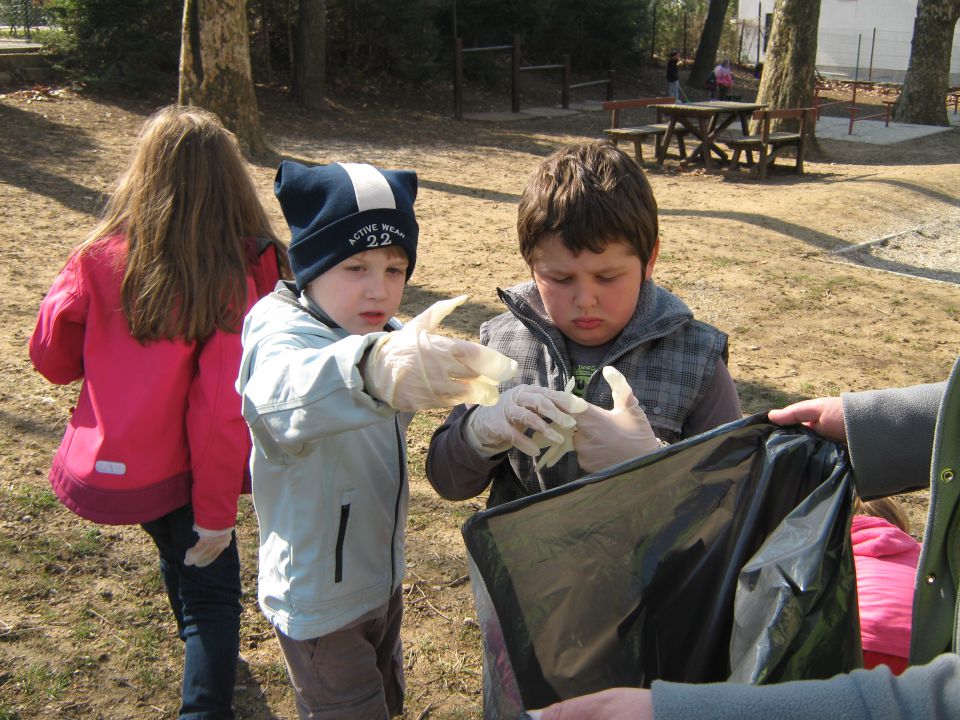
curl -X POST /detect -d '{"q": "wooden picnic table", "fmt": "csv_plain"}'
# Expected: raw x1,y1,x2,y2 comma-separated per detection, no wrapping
651,100,767,170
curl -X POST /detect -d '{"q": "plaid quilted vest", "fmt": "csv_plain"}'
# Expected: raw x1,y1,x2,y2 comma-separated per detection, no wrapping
480,280,728,506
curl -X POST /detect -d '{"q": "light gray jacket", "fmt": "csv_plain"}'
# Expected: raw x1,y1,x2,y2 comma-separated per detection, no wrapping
237,284,411,641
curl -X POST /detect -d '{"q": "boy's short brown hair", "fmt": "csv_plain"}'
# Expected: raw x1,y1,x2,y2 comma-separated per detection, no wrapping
517,142,659,270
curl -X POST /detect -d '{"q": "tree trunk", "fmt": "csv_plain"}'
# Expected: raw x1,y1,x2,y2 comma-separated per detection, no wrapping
893,0,960,125
179,0,266,156
291,0,327,109
755,0,822,135
688,0,731,88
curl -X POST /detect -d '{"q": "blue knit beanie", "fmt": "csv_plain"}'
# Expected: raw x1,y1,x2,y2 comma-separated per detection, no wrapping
275,160,419,291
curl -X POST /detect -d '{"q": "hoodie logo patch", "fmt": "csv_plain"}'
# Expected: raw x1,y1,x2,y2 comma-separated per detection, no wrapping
95,460,127,475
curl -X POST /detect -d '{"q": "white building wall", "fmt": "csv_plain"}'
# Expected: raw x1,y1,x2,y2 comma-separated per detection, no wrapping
736,0,960,84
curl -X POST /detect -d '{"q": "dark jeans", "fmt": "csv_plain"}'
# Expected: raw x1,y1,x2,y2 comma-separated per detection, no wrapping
142,504,242,720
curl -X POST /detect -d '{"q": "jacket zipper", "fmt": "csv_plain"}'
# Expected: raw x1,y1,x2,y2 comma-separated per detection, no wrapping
334,503,350,583
390,417,404,590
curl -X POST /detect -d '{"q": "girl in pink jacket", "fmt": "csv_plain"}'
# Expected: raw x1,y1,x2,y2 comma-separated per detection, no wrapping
29,105,286,719
852,496,921,675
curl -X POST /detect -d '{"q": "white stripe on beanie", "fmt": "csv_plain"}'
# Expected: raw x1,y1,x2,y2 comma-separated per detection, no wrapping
338,162,397,211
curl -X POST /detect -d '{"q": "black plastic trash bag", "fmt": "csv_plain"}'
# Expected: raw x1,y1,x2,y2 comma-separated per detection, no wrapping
462,415,861,718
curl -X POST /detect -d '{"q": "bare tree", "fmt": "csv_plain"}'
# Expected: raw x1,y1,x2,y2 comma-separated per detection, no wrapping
688,0,731,88
755,0,822,132
291,0,327,109
894,0,960,125
179,0,266,155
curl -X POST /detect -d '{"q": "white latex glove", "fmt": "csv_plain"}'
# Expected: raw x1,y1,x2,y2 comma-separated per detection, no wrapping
533,377,579,471
464,383,587,458
184,525,234,568
364,295,518,412
573,366,665,473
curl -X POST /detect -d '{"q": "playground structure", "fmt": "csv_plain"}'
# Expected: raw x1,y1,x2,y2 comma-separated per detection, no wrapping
453,35,615,120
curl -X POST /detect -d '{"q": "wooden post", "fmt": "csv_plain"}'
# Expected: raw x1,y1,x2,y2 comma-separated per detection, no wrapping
512,34,521,113
562,54,571,109
868,27,876,82
454,37,463,120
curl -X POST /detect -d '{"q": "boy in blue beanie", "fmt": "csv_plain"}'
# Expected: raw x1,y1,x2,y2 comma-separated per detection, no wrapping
236,161,528,719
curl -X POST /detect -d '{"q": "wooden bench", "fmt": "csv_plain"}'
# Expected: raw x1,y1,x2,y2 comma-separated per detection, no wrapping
725,107,814,179
602,97,687,164
948,88,960,114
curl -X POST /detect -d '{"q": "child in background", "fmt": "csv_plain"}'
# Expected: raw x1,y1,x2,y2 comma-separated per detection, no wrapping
426,142,742,508
29,105,287,718
666,50,681,102
712,59,734,100
852,495,921,675
236,160,517,719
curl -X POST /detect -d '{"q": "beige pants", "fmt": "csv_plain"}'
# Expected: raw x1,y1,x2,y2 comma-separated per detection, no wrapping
275,588,405,720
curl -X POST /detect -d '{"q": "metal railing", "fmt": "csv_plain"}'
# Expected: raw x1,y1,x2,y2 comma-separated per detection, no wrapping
1,0,50,41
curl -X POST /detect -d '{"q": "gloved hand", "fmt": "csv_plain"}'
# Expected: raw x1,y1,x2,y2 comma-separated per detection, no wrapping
364,295,518,412
573,366,665,473
464,384,587,458
184,525,234,568
532,377,579,471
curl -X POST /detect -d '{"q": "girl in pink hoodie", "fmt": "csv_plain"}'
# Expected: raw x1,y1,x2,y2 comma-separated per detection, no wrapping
852,496,921,675
29,106,286,718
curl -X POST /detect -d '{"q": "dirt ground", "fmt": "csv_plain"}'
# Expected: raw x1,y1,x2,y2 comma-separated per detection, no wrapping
1,64,958,719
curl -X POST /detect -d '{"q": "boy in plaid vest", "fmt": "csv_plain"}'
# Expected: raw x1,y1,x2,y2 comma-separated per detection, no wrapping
427,142,742,507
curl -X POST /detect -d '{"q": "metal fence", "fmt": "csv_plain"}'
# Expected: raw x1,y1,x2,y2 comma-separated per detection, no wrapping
738,20,960,86
0,0,52,41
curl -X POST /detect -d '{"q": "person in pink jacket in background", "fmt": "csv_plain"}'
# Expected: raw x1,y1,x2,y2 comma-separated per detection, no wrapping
852,496,921,675
29,105,287,719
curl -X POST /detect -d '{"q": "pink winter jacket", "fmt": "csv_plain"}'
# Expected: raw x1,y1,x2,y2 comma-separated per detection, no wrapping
851,514,921,660
29,233,282,530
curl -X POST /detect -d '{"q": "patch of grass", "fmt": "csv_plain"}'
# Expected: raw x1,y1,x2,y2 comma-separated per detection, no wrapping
14,663,70,703
259,660,289,684
70,619,97,643
134,666,165,690
821,381,842,396
67,528,105,558
710,257,739,268
134,569,165,596
0,705,18,720
11,486,58,516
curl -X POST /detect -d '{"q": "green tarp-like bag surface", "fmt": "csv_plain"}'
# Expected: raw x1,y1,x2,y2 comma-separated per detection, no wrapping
462,415,862,718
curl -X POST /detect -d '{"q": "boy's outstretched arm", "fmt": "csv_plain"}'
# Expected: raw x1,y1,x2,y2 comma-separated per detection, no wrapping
364,296,518,412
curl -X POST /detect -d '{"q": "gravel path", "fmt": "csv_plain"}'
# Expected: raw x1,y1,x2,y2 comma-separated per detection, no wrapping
833,212,960,285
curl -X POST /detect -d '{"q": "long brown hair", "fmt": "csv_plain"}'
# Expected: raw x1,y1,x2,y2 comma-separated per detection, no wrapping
81,105,284,343
854,495,911,535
